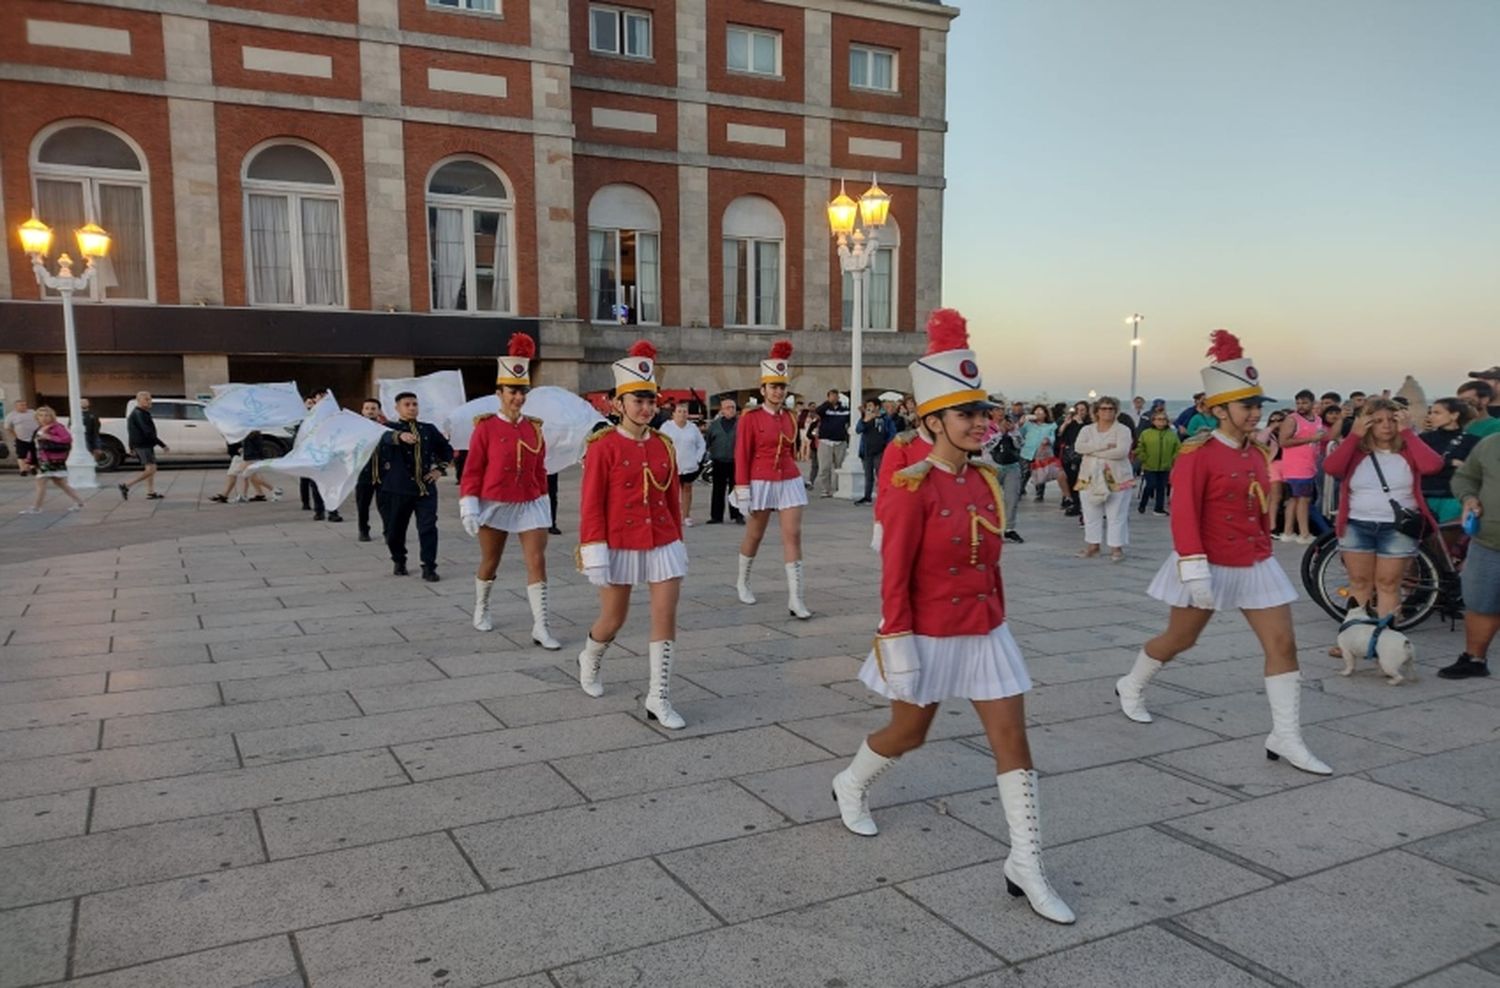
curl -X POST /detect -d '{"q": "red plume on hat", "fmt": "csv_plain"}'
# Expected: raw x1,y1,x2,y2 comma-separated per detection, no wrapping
769,340,793,360
628,339,657,360
507,332,536,358
1205,329,1244,363
925,309,969,355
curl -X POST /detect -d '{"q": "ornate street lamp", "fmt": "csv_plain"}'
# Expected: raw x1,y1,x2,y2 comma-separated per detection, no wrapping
828,176,891,500
18,213,111,489
1125,313,1144,403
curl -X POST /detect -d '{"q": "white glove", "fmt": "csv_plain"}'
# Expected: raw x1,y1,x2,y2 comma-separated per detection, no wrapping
459,496,481,538
1178,555,1216,610
579,543,611,588
876,634,922,704
731,486,751,510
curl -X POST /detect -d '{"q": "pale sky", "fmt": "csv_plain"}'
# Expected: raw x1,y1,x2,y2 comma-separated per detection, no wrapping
942,0,1499,404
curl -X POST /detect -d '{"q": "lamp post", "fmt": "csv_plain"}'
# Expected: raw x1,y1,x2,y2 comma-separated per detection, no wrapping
19,213,110,490
1125,313,1144,403
827,175,891,501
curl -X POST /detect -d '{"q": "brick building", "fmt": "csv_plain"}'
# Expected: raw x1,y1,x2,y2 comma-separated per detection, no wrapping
0,0,957,415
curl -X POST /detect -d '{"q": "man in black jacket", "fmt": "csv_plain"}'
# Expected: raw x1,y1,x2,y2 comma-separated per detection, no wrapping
378,392,453,581
355,398,385,542
705,397,744,524
118,391,168,500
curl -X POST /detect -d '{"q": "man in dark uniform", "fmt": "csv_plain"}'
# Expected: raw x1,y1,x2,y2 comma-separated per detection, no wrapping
378,391,453,581
355,397,385,542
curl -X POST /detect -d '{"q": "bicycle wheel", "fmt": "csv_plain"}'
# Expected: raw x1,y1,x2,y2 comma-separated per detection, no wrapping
1300,531,1339,603
1312,541,1441,631
1305,536,1350,622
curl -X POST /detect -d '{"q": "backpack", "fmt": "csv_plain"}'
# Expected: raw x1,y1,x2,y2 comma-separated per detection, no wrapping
991,432,1020,466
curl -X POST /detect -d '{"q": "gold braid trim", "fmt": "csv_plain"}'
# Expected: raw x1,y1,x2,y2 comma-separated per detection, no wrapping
968,464,1007,565
516,418,544,470
642,430,675,506
1177,434,1210,455
891,430,917,448
585,428,610,446
1248,479,1269,514
473,413,496,426
408,421,427,496
890,458,934,492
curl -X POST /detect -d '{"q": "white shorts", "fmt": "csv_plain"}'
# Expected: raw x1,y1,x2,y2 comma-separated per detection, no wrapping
1147,552,1298,611
475,495,552,534
857,623,1032,705
226,455,246,476
606,539,688,585
748,478,808,511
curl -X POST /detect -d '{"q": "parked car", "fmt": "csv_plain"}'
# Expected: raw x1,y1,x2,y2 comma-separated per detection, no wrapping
95,397,291,471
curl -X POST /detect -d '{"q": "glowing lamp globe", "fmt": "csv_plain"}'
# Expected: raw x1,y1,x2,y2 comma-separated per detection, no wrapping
857,179,891,228
18,215,53,257
75,223,111,260
826,183,858,237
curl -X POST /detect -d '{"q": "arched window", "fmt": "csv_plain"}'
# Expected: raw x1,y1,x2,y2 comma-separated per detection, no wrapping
426,157,514,315
587,185,660,325
242,142,346,307
722,195,784,329
842,216,899,332
30,122,153,301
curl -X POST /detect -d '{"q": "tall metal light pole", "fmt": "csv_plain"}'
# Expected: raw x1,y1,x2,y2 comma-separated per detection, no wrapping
18,214,111,490
828,176,891,501
1125,313,1144,403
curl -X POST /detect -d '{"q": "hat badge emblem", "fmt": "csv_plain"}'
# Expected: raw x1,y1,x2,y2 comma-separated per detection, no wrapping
512,363,524,375
1246,365,1259,381
776,361,785,372
638,360,650,373
959,358,978,379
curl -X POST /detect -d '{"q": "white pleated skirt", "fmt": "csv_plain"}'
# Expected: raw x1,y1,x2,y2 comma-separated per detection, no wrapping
857,623,1032,706
606,539,688,585
475,495,552,534
1147,552,1298,611
749,478,808,511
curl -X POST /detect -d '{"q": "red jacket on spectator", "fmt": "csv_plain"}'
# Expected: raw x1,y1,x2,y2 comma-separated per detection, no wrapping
1321,429,1444,538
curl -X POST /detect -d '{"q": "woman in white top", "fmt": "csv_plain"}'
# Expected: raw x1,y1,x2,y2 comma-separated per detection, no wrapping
659,403,707,527
1073,396,1135,561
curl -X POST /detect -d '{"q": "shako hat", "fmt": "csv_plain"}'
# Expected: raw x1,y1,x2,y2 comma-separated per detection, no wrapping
909,309,993,417
760,340,793,385
1200,330,1271,406
612,339,659,396
496,332,536,387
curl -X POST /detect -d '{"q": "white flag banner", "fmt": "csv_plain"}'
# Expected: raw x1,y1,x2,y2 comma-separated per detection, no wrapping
204,382,306,443
522,386,609,474
246,394,387,509
444,394,502,452
378,371,467,432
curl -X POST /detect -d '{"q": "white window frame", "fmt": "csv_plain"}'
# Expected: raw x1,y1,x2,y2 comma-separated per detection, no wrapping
842,219,899,333
726,25,781,77
241,140,349,310
587,184,662,327
588,229,661,326
426,0,499,12
722,237,784,329
424,156,517,316
29,120,156,304
849,43,898,93
589,4,652,59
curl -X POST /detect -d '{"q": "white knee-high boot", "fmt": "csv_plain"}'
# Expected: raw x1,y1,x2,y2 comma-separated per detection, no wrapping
785,561,812,620
527,582,561,650
578,635,609,698
1264,672,1332,774
997,769,1075,925
644,640,685,729
831,740,897,836
1115,648,1162,723
736,553,757,605
472,578,495,632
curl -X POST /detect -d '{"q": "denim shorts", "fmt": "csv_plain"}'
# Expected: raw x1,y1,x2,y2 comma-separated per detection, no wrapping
1339,518,1418,558
1285,477,1317,498
1463,541,1500,616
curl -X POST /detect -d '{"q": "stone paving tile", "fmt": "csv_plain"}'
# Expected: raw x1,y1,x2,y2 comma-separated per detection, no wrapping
295,859,720,988
208,626,406,661
779,702,982,756
949,925,1268,987
221,658,446,703
0,812,264,909
7,615,202,645
56,936,301,988
319,638,494,670
1366,739,1500,815
1025,711,1226,774
0,645,213,684
0,898,71,988
0,682,221,732
902,826,1272,963
551,887,999,988
1152,724,1419,797
0,721,98,762
677,654,862,696
90,747,408,831
0,671,107,704
0,789,89,848
479,679,714,728
550,724,829,801
0,734,238,801
74,832,482,974
350,669,561,713
1178,851,1500,987
1320,695,1500,754
261,763,582,858
1155,685,1381,738
1165,775,1483,876
396,712,665,782
1408,820,1500,887
102,692,362,748
455,779,789,888
944,761,1237,847
197,599,375,629
106,653,329,692
1409,966,1500,988
237,701,499,765
651,684,872,738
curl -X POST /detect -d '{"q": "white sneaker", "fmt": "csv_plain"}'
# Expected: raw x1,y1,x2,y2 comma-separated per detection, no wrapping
269,490,283,502
19,507,41,515
683,517,696,527
67,503,83,513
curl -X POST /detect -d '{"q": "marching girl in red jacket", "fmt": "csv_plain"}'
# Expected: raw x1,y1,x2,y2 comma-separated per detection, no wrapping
733,341,814,618
574,340,688,729
460,333,559,650
870,422,932,552
1115,331,1331,775
831,310,1075,926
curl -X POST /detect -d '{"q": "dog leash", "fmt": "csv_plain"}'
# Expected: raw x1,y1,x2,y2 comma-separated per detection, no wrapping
1338,612,1395,662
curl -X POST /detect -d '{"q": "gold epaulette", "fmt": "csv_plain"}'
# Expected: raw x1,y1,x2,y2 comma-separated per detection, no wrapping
890,458,934,492
1178,434,1211,454
473,412,496,426
584,427,610,446
525,415,544,427
1249,438,1275,465
891,430,918,447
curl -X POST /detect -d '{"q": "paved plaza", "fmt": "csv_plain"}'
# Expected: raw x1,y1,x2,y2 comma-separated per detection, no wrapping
1,467,1497,988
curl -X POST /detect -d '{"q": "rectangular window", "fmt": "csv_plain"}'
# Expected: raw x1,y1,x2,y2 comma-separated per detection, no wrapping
590,5,651,58
850,44,897,92
428,205,513,314
842,246,896,331
723,237,782,329
247,192,344,308
727,26,780,76
589,228,658,325
427,0,498,12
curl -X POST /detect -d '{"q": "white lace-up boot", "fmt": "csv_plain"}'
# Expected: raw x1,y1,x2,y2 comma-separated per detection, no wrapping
736,553,757,605
785,561,812,620
998,769,1076,925
1264,672,1332,774
472,578,495,632
578,635,609,698
831,740,898,836
1115,648,1162,723
527,582,561,650
644,640,685,729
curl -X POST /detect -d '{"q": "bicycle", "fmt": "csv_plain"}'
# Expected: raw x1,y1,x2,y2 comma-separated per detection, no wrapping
1301,523,1466,631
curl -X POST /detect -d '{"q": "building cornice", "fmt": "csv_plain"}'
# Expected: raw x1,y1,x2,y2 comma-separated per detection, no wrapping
572,142,946,189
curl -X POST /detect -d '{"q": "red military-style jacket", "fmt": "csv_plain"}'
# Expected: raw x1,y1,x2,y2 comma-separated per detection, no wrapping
461,413,547,503
1169,431,1276,567
579,427,682,552
734,406,801,485
878,459,1008,638
875,431,933,529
